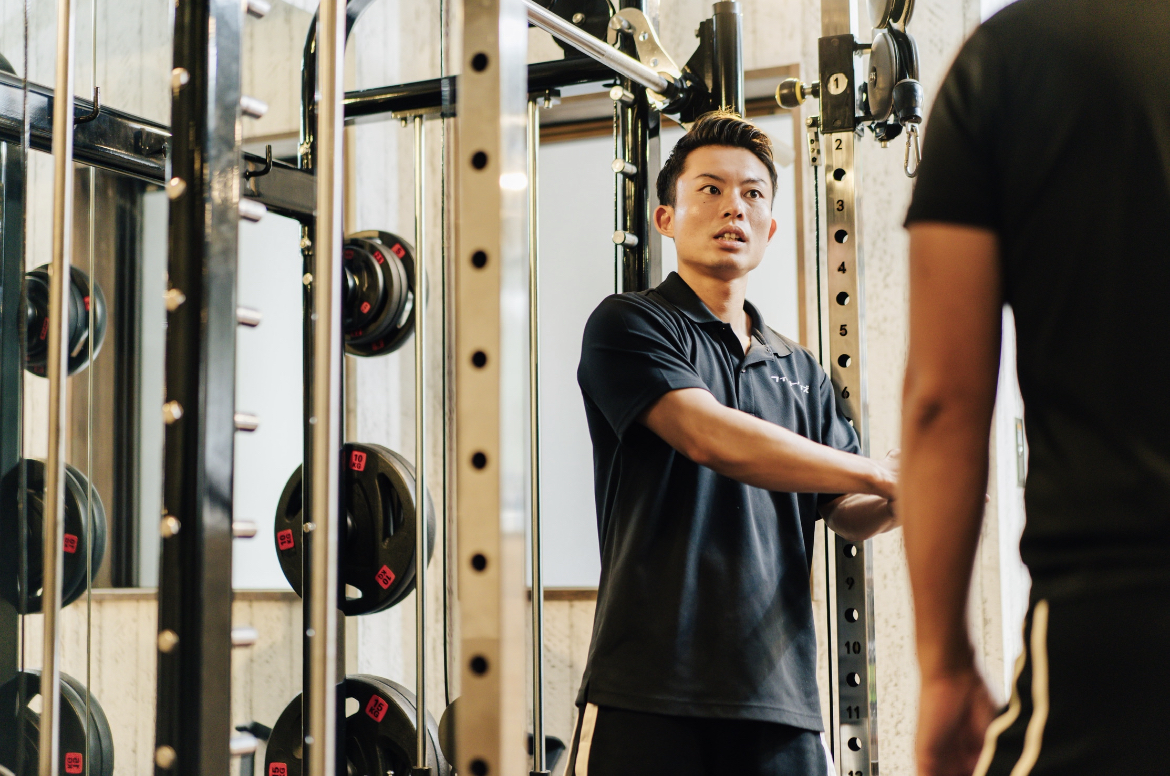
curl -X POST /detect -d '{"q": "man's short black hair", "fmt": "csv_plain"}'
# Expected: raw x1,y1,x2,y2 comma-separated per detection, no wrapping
656,110,778,208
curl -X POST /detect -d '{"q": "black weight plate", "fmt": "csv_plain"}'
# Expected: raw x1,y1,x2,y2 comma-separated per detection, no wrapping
345,231,416,357
59,672,114,776
342,241,387,335
60,465,107,608
21,460,93,614
343,235,407,350
437,696,565,774
0,670,113,776
23,265,107,378
264,675,449,776
368,446,436,613
274,443,436,616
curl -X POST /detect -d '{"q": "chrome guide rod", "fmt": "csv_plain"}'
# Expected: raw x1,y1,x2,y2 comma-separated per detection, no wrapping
413,112,429,773
307,0,344,773
523,0,672,95
40,0,77,771
527,98,546,775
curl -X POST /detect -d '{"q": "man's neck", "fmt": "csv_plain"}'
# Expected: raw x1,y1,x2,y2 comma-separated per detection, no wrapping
677,264,752,343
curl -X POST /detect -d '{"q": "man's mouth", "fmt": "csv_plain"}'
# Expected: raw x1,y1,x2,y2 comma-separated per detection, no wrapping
715,230,746,243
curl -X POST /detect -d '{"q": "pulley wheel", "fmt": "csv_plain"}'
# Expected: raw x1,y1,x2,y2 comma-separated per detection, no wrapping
344,231,416,358
274,443,435,616
21,460,107,614
867,30,899,122
24,264,108,377
0,670,115,776
867,0,912,28
264,675,449,776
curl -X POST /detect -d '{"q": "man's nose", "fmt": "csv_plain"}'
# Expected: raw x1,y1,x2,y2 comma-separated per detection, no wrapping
723,195,747,219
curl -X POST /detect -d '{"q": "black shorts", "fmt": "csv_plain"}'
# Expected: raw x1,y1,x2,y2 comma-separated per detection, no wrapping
565,703,831,776
977,582,1170,775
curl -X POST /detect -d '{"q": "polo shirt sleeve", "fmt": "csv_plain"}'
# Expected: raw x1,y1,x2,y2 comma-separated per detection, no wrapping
578,295,709,439
816,371,861,507
903,23,1004,231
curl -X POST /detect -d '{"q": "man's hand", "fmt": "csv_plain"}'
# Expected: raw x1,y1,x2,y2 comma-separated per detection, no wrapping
916,667,997,776
821,451,900,539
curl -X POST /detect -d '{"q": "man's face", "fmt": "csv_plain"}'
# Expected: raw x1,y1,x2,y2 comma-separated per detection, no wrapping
654,144,777,280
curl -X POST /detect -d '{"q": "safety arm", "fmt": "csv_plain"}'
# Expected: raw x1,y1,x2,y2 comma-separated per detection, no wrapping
639,387,896,499
901,223,1002,680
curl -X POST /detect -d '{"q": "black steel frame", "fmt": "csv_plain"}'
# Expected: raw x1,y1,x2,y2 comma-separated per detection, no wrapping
153,0,245,772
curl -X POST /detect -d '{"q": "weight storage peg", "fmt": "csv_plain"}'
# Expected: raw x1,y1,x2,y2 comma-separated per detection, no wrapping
274,443,435,616
23,264,107,377
0,670,115,776
266,675,449,776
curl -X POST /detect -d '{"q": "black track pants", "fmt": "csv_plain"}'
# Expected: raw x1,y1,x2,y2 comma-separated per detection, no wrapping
565,703,831,776
977,583,1170,775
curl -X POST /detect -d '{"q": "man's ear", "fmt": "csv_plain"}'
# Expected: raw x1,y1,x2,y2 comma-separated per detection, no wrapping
654,204,675,237
766,217,778,243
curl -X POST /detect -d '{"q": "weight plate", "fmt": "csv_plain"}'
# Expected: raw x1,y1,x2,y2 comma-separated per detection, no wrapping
24,265,108,378
345,231,416,357
437,697,566,773
343,235,406,349
264,675,449,776
20,460,105,614
866,30,899,122
274,443,435,616
0,670,114,776
342,241,387,336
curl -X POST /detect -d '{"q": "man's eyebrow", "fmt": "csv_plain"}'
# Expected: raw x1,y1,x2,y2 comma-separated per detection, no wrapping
694,172,769,188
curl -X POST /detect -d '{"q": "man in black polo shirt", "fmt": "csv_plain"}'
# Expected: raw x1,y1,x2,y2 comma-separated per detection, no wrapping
900,2,1170,774
568,111,899,775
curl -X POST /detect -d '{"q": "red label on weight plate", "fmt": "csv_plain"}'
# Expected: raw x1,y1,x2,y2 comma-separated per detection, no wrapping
63,534,78,554
276,529,295,551
390,243,406,259
40,318,49,341
65,753,83,774
360,301,371,314
365,693,389,722
83,296,90,311
350,450,367,471
373,250,385,264
269,763,288,776
344,247,354,260
374,565,395,590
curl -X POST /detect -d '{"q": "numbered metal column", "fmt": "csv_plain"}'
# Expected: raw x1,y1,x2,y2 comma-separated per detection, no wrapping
454,0,529,773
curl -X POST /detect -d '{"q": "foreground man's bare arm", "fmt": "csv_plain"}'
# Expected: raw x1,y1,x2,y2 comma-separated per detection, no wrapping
902,223,1002,776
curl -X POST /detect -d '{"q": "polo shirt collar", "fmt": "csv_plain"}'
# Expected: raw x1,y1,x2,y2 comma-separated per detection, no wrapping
656,272,793,359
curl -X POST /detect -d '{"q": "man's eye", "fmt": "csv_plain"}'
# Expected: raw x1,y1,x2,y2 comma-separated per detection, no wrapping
703,185,720,195
746,190,761,199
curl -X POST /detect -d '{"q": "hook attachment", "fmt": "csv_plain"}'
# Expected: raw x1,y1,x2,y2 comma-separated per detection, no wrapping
244,145,273,180
904,124,921,178
74,87,100,125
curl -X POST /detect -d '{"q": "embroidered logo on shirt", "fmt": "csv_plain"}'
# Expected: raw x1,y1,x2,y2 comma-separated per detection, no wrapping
771,375,810,394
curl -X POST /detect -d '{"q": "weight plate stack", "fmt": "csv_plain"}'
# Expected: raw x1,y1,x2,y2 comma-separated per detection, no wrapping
343,231,416,358
274,442,435,616
20,460,107,614
24,264,108,377
265,675,449,776
0,670,115,776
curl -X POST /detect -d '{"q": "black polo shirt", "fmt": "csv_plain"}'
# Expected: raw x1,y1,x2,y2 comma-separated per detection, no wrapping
575,272,859,729
905,0,1170,597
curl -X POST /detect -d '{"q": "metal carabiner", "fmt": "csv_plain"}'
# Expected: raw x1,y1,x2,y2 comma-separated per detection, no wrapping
904,123,921,178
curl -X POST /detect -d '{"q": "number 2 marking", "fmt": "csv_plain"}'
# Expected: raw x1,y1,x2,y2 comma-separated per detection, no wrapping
834,138,843,150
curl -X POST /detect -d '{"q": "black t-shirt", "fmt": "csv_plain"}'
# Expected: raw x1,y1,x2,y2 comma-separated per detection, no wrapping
575,272,859,729
906,0,1170,595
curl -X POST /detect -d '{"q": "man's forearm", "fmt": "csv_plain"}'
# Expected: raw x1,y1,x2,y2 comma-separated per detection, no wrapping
641,388,894,498
822,494,899,541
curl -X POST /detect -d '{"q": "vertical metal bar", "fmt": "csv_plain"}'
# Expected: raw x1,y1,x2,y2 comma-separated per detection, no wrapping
412,112,429,774
711,1,744,115
526,98,546,776
41,0,79,770
455,0,528,773
824,130,876,776
0,139,25,773
153,0,244,770
306,1,345,775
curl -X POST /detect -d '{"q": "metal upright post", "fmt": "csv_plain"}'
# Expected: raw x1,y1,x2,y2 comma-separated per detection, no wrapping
305,0,345,774
40,0,78,771
818,0,878,772
454,0,529,773
153,0,251,771
527,98,547,776
711,1,744,115
412,113,431,776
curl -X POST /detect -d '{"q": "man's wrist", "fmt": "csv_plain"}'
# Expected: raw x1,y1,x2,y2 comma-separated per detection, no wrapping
860,458,895,499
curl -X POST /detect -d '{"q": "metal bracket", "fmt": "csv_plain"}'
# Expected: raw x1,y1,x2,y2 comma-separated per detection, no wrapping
608,8,681,107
